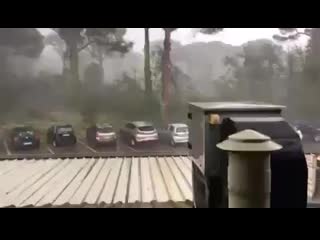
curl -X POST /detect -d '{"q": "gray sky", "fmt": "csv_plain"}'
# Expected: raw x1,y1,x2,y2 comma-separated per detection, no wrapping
125,28,308,51
38,28,308,52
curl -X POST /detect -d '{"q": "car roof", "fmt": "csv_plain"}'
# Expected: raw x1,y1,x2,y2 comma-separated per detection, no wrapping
169,123,188,128
12,126,33,131
96,123,113,128
54,124,73,128
130,121,153,127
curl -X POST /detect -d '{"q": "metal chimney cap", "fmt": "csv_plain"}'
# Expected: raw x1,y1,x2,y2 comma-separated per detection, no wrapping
217,129,282,152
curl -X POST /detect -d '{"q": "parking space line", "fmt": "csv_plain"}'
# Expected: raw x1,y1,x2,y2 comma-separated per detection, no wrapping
47,146,55,155
78,140,97,153
126,145,139,152
3,141,11,156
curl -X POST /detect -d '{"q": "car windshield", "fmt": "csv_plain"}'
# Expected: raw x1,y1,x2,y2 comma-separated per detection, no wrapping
176,127,188,133
138,126,155,132
57,127,73,134
17,130,34,137
97,127,113,133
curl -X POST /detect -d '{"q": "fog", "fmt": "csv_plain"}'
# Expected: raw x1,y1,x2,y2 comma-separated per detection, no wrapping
0,28,318,131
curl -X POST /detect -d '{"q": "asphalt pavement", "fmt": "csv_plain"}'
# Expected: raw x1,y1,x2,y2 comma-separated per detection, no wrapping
0,134,189,159
0,130,318,159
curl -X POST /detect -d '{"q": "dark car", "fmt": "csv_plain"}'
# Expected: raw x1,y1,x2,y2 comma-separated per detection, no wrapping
120,121,159,146
86,124,117,147
8,126,40,151
47,125,77,147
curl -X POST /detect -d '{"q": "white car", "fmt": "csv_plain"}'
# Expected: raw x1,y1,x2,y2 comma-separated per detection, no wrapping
292,126,303,140
168,123,189,146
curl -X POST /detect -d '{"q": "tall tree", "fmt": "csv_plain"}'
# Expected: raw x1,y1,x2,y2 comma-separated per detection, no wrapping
85,28,132,81
144,28,152,101
158,28,223,124
0,28,44,58
52,28,132,84
161,28,177,125
52,28,132,110
52,28,84,85
220,40,285,102
0,28,45,115
274,28,320,81
200,28,224,35
44,32,65,59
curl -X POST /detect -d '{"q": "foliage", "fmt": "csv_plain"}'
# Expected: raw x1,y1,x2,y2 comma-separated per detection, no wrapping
144,28,152,100
273,28,311,42
216,40,286,102
44,32,65,58
0,28,44,58
80,63,104,124
51,28,133,112
199,28,224,35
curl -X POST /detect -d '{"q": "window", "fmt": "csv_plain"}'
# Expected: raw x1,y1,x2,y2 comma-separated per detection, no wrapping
138,126,155,132
97,127,114,133
176,127,188,133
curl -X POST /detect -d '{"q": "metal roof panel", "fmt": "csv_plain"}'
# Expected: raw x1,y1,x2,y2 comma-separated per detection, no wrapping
0,156,193,208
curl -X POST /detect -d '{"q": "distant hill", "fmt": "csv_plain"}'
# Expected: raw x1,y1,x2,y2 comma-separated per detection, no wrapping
109,40,242,96
171,41,242,96
39,37,282,98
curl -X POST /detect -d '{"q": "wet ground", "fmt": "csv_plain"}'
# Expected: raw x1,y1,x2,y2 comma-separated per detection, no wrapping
0,133,189,159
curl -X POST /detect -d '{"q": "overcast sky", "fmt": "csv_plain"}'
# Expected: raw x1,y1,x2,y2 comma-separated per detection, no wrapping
38,28,308,52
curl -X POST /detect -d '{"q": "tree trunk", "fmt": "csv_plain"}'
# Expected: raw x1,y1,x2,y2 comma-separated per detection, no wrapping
144,28,152,101
307,28,320,81
70,40,79,85
65,38,81,110
161,29,173,125
97,45,105,82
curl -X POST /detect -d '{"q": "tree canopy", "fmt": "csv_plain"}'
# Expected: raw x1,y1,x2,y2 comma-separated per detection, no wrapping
52,28,132,55
0,28,44,58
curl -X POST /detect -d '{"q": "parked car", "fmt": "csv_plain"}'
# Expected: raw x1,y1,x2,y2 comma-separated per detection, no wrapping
292,125,303,140
86,124,117,147
295,123,320,142
120,121,159,146
167,123,189,146
47,124,77,147
8,126,40,151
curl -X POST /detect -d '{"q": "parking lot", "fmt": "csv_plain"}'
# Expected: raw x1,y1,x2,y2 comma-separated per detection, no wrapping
0,135,189,159
0,130,319,159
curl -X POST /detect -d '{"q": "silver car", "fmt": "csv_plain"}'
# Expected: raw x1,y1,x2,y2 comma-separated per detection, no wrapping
120,121,159,146
168,123,189,146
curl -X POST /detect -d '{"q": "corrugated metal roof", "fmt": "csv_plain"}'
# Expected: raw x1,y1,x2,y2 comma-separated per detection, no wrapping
0,157,193,208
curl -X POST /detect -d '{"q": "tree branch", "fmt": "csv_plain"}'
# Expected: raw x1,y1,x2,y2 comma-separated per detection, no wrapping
295,29,311,37
77,40,96,53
